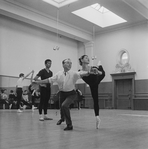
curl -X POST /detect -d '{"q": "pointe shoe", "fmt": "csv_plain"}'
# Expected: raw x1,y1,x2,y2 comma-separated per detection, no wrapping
96,116,101,129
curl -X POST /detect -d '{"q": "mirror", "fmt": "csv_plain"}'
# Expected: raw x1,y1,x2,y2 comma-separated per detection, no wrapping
121,51,128,65
117,49,129,66
115,49,134,73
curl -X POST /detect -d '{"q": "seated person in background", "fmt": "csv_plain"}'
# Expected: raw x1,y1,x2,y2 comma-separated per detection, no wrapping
0,89,8,109
8,90,17,109
21,90,32,109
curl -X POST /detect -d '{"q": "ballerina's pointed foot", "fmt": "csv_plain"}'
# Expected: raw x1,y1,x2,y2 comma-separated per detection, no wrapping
96,116,101,129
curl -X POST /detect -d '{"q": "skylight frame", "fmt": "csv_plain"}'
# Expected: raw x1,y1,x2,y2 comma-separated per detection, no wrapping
91,3,109,14
42,0,78,8
72,3,127,28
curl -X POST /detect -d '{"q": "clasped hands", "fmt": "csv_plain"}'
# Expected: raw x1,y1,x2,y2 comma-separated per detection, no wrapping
89,67,101,75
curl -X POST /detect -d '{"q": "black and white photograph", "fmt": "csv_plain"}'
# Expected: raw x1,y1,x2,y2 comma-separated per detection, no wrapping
0,0,148,149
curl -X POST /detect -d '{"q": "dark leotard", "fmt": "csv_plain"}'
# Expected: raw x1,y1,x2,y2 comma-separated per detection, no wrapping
82,66,105,86
81,65,105,116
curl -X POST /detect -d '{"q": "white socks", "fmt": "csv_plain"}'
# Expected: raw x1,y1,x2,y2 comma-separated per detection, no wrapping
39,114,44,121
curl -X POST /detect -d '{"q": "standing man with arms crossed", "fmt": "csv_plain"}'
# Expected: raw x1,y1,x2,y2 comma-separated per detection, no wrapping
34,59,53,121
33,58,90,130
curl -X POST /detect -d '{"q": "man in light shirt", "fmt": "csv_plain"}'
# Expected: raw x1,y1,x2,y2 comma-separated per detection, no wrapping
33,58,90,131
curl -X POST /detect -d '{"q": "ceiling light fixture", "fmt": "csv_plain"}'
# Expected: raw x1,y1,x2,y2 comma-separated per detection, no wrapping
92,25,97,61
53,9,60,50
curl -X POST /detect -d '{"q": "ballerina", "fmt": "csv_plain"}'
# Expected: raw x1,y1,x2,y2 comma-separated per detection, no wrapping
79,55,105,129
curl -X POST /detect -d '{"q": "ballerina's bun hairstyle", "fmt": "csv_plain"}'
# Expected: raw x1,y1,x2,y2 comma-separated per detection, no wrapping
79,55,87,66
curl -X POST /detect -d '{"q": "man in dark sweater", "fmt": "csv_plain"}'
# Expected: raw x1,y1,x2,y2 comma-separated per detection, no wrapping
34,59,53,121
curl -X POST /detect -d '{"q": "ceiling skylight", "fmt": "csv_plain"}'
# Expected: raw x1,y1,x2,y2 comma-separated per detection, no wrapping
72,3,127,28
42,0,78,8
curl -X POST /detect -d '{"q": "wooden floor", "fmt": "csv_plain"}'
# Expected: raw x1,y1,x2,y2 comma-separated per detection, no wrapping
0,109,148,149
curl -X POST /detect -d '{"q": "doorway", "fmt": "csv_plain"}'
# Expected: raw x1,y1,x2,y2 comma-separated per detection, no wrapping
110,72,136,110
115,79,132,109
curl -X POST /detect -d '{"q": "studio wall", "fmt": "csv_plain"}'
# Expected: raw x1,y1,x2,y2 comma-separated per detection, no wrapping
94,21,148,82
0,15,79,78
